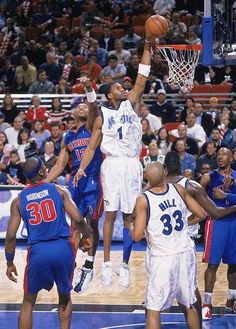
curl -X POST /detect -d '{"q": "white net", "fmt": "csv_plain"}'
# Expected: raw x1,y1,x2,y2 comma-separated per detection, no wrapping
156,46,201,93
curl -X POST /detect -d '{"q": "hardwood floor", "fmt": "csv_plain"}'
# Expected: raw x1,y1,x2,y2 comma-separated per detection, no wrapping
0,250,228,306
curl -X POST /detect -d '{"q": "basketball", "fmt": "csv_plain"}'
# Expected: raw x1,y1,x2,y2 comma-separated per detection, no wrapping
145,15,169,38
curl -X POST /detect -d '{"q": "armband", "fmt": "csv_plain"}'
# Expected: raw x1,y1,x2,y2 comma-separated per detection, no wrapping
226,193,236,205
86,90,97,103
138,64,151,78
5,251,15,262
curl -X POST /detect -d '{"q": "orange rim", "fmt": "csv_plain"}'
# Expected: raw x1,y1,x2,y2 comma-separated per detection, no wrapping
156,44,202,51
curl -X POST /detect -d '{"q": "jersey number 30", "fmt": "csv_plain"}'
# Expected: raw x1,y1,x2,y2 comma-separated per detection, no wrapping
26,199,57,225
160,210,184,236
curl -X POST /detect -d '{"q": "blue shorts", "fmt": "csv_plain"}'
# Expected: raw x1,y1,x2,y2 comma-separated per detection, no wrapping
24,239,75,295
68,175,103,220
203,217,236,265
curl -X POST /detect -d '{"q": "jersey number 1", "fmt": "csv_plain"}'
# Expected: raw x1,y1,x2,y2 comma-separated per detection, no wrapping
160,210,184,236
117,127,123,139
26,199,57,225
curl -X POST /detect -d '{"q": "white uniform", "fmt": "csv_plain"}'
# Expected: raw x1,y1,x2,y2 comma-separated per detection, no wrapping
177,177,200,238
100,100,143,213
144,184,197,311
176,177,199,289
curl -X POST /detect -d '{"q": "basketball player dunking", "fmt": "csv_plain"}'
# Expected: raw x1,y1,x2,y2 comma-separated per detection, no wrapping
73,32,153,287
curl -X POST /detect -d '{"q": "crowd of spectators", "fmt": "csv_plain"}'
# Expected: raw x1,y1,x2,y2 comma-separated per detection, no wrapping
0,0,235,185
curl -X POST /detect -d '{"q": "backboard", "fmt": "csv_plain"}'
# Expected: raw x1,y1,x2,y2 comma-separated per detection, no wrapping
202,0,236,65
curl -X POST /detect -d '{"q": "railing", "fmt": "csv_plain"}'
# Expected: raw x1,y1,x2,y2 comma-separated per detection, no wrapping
0,92,234,112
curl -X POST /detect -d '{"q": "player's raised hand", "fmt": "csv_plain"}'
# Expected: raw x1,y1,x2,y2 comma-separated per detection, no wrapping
78,77,92,90
213,187,227,200
73,168,87,186
6,263,18,283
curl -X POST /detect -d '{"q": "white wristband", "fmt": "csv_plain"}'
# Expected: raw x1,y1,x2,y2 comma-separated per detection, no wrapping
138,64,151,78
86,90,97,103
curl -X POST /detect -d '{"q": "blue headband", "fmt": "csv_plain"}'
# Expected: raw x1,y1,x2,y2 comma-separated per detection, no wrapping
24,158,43,179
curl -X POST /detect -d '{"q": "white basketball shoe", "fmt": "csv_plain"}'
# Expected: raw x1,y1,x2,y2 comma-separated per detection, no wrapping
116,263,130,288
101,261,113,286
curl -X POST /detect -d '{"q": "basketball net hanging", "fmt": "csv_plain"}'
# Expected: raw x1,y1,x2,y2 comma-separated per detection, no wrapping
155,44,202,93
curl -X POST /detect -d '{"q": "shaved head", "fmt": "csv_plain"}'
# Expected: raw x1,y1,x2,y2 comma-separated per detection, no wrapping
145,162,165,187
23,157,46,181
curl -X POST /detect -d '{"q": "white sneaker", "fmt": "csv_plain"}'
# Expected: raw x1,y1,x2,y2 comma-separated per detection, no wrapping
116,263,130,288
74,267,93,293
101,262,112,286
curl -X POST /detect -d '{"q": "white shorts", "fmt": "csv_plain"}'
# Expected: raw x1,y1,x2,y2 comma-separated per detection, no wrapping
101,157,143,213
146,248,197,311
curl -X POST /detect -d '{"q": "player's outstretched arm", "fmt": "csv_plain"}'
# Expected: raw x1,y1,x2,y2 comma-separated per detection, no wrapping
45,141,70,183
5,197,21,283
130,195,148,241
80,77,100,131
175,184,207,223
57,186,93,251
188,180,236,219
73,115,102,186
127,37,152,114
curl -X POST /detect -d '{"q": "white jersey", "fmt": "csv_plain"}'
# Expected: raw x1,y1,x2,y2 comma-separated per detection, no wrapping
177,177,199,238
100,100,142,158
144,183,194,256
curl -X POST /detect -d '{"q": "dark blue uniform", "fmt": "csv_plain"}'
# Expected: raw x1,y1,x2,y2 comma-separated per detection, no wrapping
203,170,236,264
64,124,103,220
19,182,75,294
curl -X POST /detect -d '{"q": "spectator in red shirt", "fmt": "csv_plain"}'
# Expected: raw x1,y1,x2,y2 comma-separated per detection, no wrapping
26,95,47,123
80,53,102,83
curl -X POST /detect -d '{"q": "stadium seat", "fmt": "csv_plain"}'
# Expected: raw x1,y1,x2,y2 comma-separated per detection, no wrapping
72,17,80,28
132,15,150,26
165,122,179,142
211,83,232,103
55,17,71,29
90,27,103,39
112,28,124,39
190,84,212,100
75,55,86,67
133,25,145,37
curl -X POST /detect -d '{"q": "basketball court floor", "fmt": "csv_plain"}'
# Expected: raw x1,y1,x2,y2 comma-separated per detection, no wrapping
0,242,235,329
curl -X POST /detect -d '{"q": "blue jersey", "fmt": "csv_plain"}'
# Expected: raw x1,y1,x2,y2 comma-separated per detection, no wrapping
203,169,236,264
19,182,70,245
64,123,102,177
208,169,236,220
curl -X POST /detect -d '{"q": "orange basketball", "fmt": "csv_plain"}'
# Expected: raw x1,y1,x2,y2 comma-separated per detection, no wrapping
145,15,169,38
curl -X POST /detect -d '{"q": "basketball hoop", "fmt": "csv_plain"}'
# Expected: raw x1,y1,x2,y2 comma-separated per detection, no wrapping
155,44,202,93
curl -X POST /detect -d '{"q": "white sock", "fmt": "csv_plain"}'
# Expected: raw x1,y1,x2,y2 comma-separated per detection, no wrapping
204,292,212,305
86,255,94,263
227,289,236,300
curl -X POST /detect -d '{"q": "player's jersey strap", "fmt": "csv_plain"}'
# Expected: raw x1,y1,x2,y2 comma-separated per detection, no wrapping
144,183,194,256
100,100,142,158
19,181,70,245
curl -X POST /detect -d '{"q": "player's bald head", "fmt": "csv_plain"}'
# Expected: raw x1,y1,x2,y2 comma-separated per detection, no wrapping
23,157,46,180
145,162,165,187
218,147,232,157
